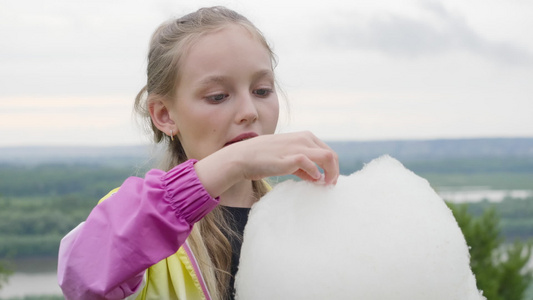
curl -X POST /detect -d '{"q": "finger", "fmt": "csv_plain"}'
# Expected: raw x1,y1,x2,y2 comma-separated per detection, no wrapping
318,154,339,185
302,148,339,185
301,133,339,184
293,169,320,182
288,154,322,181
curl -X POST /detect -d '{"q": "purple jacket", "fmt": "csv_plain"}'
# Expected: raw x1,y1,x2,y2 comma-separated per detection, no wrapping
57,159,219,299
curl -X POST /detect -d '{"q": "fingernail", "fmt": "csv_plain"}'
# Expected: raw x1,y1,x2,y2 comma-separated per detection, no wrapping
313,174,326,185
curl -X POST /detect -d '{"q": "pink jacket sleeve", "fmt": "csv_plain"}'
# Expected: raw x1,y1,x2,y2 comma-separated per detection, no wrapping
57,159,219,299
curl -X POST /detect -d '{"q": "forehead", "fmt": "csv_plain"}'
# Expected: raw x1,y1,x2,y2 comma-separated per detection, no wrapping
178,24,273,81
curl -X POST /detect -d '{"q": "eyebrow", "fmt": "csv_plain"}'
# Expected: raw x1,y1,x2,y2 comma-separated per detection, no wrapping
251,69,275,83
198,75,229,87
197,69,274,87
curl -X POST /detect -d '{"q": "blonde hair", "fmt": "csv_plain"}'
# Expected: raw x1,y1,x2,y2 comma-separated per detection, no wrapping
134,6,272,299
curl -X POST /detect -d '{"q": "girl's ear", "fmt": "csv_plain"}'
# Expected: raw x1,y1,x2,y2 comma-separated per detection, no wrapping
148,97,177,135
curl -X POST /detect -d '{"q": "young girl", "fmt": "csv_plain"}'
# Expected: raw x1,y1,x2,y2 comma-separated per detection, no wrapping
58,6,339,300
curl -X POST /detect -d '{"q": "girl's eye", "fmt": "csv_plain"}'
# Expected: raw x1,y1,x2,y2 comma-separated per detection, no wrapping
253,88,273,97
206,93,229,103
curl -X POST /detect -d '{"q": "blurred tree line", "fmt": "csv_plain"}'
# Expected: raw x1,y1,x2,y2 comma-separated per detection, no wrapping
0,163,140,198
467,198,533,242
0,259,11,290
1,162,531,258
0,163,137,260
448,203,533,300
0,195,93,258
1,162,533,298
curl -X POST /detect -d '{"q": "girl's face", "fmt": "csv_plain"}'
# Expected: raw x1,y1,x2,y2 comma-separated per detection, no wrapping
171,24,279,160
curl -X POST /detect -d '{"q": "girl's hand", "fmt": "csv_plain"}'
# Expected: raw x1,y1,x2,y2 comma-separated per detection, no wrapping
232,131,338,184
194,131,339,198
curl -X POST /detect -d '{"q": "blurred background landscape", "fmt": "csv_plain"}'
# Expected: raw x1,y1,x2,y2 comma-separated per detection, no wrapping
0,137,532,299
1,0,532,298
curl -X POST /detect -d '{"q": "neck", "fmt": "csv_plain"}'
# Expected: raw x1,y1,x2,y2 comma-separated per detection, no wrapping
219,180,256,208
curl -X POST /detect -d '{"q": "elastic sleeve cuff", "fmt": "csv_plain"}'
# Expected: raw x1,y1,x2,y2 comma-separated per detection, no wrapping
161,159,220,224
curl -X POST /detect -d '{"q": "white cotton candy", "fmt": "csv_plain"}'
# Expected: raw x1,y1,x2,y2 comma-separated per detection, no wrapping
235,155,485,300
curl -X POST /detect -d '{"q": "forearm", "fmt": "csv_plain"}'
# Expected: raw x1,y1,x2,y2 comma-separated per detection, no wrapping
58,159,219,299
194,147,243,198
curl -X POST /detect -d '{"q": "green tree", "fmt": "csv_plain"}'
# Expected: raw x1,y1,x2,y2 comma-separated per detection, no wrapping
0,259,12,290
448,203,533,300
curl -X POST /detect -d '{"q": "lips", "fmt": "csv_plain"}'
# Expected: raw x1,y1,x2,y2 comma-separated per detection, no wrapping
224,132,258,146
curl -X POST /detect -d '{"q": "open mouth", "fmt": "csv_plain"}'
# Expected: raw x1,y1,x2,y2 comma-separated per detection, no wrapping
225,137,251,147
224,133,258,147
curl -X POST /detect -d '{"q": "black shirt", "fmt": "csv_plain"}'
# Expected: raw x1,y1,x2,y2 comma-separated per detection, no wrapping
222,206,251,300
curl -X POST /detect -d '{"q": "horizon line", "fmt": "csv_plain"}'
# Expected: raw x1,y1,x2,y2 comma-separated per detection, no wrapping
1,136,533,149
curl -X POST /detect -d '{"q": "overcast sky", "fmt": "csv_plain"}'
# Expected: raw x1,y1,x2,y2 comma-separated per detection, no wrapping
1,0,532,146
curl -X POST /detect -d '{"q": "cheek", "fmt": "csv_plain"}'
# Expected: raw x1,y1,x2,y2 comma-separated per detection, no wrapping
180,103,222,132
273,99,280,120
264,99,280,132
272,103,280,125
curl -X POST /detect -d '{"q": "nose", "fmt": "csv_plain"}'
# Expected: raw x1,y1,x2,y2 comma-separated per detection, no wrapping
235,93,258,124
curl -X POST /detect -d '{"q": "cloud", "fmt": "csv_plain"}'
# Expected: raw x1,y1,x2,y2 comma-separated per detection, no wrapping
321,1,532,65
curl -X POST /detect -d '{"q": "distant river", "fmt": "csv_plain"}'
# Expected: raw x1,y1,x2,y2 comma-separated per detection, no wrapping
0,272,61,298
437,187,533,203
